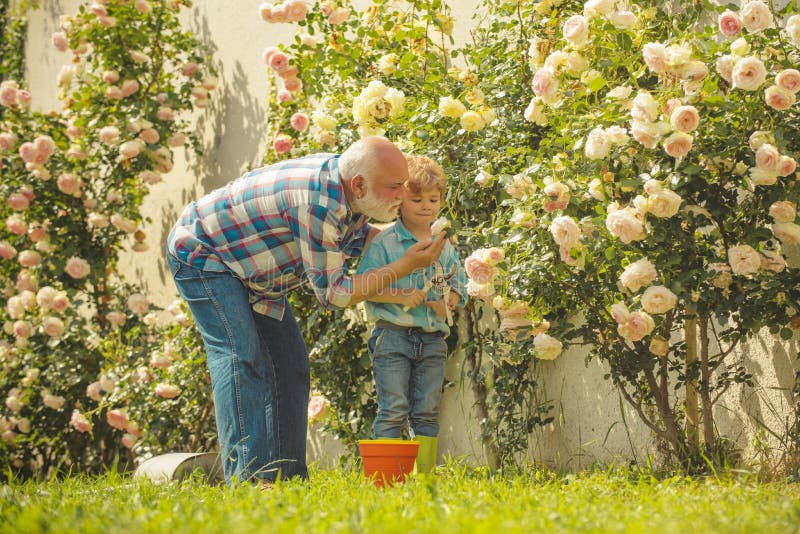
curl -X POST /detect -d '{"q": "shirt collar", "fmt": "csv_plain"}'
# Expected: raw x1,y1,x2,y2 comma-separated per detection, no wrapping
394,218,419,242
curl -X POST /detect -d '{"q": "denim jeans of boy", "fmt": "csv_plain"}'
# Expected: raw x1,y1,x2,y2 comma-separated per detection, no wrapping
167,253,310,484
368,324,447,438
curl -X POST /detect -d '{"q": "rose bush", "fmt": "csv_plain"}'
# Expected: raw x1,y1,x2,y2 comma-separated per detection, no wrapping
258,0,800,470
0,0,217,477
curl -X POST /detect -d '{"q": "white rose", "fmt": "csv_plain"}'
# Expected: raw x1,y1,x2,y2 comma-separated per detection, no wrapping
619,257,657,292
647,189,682,218
584,127,611,160
563,15,589,48
732,56,767,91
727,244,761,275
769,201,796,223
438,96,467,119
533,333,563,360
605,208,646,243
608,11,637,29
772,222,800,244
669,105,700,133
550,216,581,246
642,43,667,73
786,15,800,47
631,91,659,122
740,1,773,33
641,285,678,314
716,55,735,82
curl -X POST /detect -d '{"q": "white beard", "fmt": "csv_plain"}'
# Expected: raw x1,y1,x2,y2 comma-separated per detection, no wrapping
351,187,401,222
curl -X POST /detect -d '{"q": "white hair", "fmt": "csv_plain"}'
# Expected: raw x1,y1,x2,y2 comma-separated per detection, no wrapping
338,139,383,183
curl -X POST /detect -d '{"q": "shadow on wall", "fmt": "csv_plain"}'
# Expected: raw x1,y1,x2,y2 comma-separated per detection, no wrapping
157,6,268,279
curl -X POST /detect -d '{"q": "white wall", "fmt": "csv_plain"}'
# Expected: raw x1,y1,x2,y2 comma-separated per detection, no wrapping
22,0,798,470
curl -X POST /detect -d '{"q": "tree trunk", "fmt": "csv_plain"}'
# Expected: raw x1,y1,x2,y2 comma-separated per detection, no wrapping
644,369,683,457
698,315,714,452
464,303,499,470
685,316,700,454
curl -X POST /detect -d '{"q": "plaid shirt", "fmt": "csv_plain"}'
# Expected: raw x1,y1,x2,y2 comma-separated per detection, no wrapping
167,153,369,320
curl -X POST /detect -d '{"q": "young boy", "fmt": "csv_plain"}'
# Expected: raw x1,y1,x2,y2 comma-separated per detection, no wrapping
356,155,467,474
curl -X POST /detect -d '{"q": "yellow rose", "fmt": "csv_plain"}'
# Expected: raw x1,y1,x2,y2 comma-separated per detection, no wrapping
460,110,486,132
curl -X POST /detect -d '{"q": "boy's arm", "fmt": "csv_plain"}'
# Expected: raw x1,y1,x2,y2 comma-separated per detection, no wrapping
367,287,427,307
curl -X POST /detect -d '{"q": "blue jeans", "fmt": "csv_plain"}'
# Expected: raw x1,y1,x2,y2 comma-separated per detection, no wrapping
368,323,447,438
167,252,309,484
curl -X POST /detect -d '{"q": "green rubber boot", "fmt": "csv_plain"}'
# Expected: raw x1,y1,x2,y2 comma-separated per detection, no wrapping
413,435,438,474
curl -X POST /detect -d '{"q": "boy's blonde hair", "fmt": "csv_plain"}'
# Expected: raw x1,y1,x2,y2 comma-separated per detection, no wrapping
405,155,446,197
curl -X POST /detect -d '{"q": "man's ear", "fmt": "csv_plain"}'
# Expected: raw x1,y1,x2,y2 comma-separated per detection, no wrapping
351,174,365,197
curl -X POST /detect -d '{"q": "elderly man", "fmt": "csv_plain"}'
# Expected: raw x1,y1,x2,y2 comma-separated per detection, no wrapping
166,136,445,486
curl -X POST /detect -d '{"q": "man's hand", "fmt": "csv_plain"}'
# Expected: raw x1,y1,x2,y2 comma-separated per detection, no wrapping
400,232,447,271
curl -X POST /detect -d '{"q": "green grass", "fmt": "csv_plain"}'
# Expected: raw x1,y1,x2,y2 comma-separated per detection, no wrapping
1,464,799,533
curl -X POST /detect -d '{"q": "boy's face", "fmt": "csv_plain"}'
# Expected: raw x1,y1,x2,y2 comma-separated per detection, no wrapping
400,186,442,228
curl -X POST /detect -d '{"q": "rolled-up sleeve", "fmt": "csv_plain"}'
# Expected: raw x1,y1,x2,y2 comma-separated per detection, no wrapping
287,205,353,309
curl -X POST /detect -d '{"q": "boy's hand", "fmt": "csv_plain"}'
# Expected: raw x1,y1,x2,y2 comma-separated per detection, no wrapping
447,292,459,311
400,232,447,271
425,298,448,319
398,288,426,309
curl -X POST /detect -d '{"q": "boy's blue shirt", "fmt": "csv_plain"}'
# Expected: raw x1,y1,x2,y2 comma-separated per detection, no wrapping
356,218,468,334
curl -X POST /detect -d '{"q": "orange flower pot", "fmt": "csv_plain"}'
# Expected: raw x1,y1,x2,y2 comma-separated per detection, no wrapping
358,439,419,487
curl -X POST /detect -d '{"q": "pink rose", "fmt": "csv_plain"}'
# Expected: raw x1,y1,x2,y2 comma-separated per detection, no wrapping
102,70,120,83
6,215,28,235
155,383,181,399
99,125,120,144
36,286,57,310
669,105,700,133
52,31,69,51
42,316,64,337
563,15,589,48
0,132,17,150
464,257,495,284
65,256,90,279
531,68,559,101
533,333,563,360
776,69,800,94
327,7,349,25
119,139,143,160
150,352,172,369
285,0,308,22
106,409,129,430
105,85,124,100
262,46,280,64
277,89,293,103
663,132,693,158
0,241,17,260
18,142,36,163
765,85,795,110
284,77,303,93
86,381,102,401
779,156,797,177
13,320,31,339
18,250,41,268
156,106,176,121
7,193,29,211
273,133,292,154
52,292,69,313
120,79,139,97
268,52,290,74
618,311,655,341
728,244,761,275
106,311,126,327
718,10,742,36
139,127,160,144
57,173,83,196
307,394,330,422
755,143,780,170
70,410,93,433
121,433,138,449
